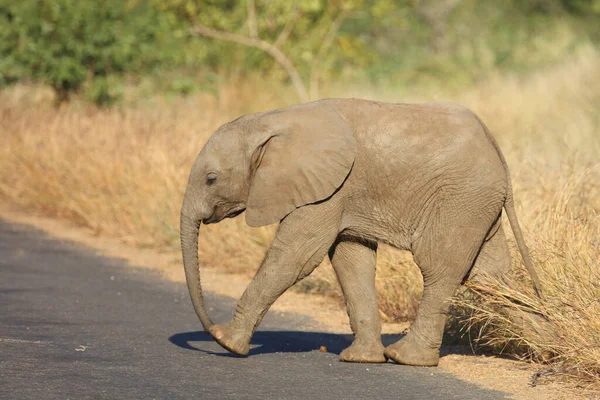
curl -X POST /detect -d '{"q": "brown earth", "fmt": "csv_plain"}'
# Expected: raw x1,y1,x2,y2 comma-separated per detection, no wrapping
1,205,595,400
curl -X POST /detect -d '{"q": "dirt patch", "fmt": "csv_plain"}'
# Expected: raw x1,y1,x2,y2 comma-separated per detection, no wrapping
0,206,594,399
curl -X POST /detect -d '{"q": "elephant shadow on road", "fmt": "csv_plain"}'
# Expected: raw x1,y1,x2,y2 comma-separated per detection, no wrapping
169,330,362,357
169,330,478,358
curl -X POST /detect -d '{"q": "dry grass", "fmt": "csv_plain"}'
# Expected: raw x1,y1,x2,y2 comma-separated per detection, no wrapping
1,48,598,387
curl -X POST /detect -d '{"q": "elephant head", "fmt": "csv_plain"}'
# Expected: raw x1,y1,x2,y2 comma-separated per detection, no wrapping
180,103,356,330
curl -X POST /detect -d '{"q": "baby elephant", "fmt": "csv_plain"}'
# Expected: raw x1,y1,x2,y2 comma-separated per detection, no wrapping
180,98,541,366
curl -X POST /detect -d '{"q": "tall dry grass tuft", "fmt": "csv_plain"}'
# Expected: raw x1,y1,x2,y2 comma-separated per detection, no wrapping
449,47,600,387
453,166,600,386
0,47,598,386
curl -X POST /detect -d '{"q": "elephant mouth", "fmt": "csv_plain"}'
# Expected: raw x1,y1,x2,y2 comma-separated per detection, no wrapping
225,207,246,219
203,206,246,224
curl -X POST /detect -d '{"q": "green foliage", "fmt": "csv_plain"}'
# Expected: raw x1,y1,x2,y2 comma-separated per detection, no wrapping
1,0,598,103
153,0,598,94
85,76,124,107
0,0,180,104
169,77,196,96
346,0,599,88
154,0,396,80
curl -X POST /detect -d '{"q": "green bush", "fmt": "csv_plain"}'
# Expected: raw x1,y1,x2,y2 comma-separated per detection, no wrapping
0,0,180,104
85,75,123,107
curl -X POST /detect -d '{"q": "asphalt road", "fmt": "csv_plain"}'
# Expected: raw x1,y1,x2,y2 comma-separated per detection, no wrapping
0,219,506,399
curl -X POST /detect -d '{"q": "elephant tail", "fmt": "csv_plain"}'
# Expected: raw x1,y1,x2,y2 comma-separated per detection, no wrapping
474,113,544,298
503,193,543,298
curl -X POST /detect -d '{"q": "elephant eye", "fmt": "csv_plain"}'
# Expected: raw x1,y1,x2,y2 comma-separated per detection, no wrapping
206,173,217,185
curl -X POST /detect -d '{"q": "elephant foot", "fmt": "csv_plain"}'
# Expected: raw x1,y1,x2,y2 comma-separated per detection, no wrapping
208,323,251,356
384,335,439,366
339,340,387,363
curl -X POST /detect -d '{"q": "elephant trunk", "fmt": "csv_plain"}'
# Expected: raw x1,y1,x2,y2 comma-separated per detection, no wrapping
180,199,214,331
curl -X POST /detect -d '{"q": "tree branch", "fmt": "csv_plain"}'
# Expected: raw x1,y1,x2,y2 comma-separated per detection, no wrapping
273,0,300,48
247,0,258,38
190,24,309,102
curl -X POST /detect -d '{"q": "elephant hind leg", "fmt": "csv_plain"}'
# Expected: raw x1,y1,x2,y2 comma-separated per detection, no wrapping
385,215,490,366
467,217,512,286
329,238,386,363
384,275,465,366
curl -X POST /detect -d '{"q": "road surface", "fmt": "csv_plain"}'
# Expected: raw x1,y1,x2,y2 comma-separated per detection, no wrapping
0,219,506,399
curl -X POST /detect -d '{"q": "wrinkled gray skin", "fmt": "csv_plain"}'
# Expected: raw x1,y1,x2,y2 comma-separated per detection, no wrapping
180,98,542,366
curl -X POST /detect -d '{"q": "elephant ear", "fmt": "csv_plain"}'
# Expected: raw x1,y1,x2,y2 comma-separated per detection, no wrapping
245,106,355,227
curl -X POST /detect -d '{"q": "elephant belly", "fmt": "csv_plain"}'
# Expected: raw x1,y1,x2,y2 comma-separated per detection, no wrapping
338,156,506,253
338,197,414,251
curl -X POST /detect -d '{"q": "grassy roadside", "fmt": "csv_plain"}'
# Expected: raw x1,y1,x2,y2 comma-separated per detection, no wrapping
1,48,598,387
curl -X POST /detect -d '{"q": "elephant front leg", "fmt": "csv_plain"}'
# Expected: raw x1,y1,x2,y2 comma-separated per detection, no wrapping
329,238,386,363
209,203,341,355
